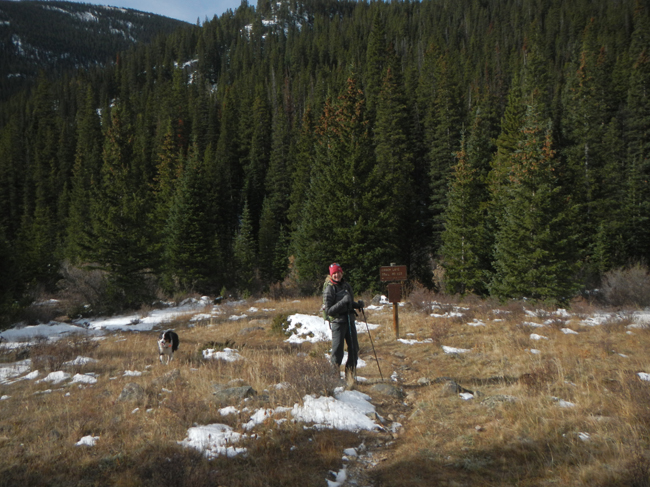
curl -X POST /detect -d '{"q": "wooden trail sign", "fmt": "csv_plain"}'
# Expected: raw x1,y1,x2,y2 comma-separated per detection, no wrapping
380,265,407,339
380,265,407,282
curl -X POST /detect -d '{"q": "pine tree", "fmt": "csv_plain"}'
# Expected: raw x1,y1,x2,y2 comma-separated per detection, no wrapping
87,104,155,310
163,142,220,293
490,105,578,303
0,117,24,242
625,2,650,261
440,128,491,296
215,87,244,242
294,75,395,292
259,100,291,282
64,85,103,262
364,13,388,117
0,224,22,325
373,62,415,269
288,107,315,233
234,200,257,295
18,77,60,287
423,48,463,253
245,83,272,234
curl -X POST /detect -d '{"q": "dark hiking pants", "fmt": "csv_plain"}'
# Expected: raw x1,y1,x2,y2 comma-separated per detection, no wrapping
331,314,358,371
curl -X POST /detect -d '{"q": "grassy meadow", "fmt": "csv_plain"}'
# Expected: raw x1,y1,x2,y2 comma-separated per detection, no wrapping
0,292,649,486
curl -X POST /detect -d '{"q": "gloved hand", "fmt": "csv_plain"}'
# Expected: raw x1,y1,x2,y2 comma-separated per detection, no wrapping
357,299,364,309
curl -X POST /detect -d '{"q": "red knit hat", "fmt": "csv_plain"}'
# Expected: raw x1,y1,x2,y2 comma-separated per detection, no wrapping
329,263,343,276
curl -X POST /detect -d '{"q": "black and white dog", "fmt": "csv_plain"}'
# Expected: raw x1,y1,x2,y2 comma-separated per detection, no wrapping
158,330,179,364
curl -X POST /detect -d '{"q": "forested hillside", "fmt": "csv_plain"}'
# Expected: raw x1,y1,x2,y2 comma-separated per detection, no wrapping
1,0,648,322
0,0,190,101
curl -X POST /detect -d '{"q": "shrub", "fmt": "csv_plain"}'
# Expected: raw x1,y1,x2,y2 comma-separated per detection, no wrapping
270,313,291,336
599,263,650,308
56,261,108,317
30,335,98,371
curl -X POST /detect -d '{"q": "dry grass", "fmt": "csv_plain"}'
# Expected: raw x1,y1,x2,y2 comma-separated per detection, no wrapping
1,295,650,486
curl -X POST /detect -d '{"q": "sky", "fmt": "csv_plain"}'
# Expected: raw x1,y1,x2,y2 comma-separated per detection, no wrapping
69,0,246,24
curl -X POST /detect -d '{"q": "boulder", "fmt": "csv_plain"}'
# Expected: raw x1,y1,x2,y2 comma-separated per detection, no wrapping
213,385,257,403
370,383,405,399
439,380,474,397
480,394,518,408
152,368,180,387
118,383,145,402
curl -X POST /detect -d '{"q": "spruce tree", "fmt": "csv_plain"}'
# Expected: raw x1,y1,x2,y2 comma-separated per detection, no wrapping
245,83,272,235
294,75,395,292
234,200,257,295
87,104,155,310
373,63,414,270
490,105,578,303
163,142,220,293
423,49,463,253
441,124,491,296
64,85,102,262
625,2,650,261
18,77,60,288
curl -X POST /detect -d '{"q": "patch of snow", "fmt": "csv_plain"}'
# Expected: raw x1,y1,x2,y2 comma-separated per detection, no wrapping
442,346,470,354
38,371,70,384
0,359,32,384
561,328,579,335
524,321,547,328
291,394,379,432
397,338,433,345
64,356,98,366
70,374,97,385
203,348,242,362
0,323,97,342
530,334,548,340
76,435,99,446
178,423,246,459
219,406,238,416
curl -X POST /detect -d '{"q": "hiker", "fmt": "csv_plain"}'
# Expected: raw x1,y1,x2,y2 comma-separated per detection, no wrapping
322,263,364,387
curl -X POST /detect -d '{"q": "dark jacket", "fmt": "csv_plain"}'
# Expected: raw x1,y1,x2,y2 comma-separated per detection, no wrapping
323,277,360,324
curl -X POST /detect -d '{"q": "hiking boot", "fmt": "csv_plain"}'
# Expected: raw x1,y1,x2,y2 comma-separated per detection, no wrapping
345,367,356,389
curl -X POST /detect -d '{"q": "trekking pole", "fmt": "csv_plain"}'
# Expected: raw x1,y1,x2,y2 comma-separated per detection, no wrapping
360,307,383,381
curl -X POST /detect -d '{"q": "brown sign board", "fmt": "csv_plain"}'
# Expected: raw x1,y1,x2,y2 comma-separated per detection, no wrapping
380,265,407,282
387,283,402,303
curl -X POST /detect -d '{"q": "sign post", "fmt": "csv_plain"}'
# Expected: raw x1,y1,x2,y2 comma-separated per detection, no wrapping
380,265,407,339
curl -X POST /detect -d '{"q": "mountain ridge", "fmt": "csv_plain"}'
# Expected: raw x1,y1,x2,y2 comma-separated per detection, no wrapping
0,0,191,100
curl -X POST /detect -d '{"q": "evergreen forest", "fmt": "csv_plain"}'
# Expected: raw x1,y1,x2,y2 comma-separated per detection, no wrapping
1,0,649,322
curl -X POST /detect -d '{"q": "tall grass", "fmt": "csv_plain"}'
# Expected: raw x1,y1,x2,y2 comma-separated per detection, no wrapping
1,296,649,485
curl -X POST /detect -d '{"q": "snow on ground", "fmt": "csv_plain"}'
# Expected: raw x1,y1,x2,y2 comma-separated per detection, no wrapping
4,300,650,465
397,338,433,345
284,314,380,344
75,435,100,447
203,348,243,361
178,423,247,459
0,323,104,343
178,387,380,460
0,359,31,384
0,297,216,346
77,296,214,332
